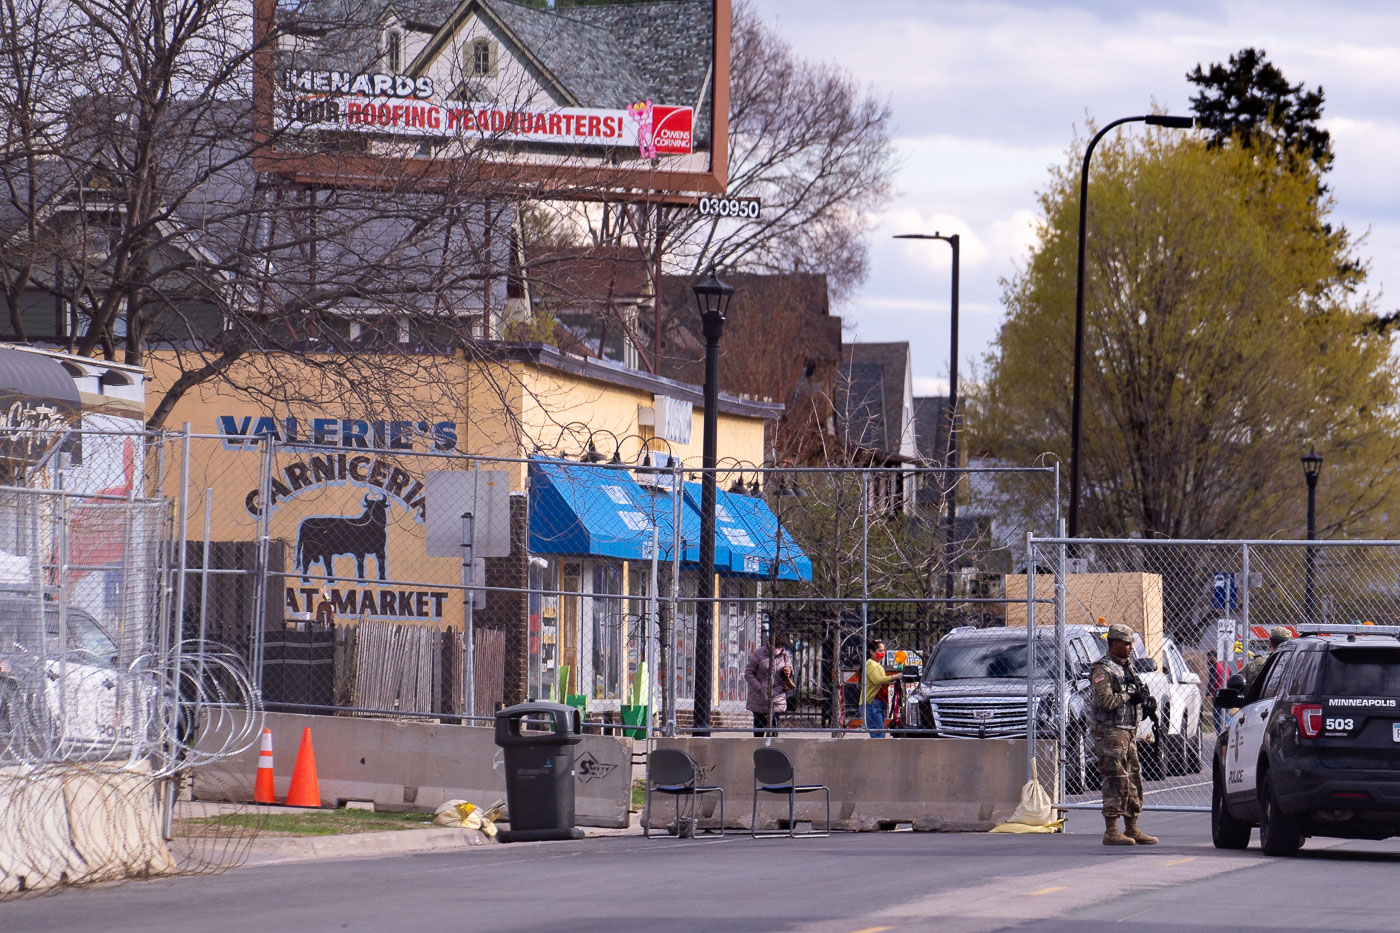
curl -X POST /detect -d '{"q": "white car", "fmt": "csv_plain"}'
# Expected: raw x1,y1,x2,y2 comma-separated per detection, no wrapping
0,597,156,761
1138,636,1205,776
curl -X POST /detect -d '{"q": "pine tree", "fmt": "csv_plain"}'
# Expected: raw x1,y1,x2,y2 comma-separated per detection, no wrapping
1187,47,1333,172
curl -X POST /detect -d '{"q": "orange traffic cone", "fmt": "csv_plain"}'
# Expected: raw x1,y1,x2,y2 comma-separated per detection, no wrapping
254,728,276,804
285,727,322,808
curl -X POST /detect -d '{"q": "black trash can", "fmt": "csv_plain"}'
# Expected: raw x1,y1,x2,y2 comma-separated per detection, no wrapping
494,702,585,842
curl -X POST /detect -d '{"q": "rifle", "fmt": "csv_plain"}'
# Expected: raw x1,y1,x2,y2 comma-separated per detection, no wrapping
1123,661,1161,753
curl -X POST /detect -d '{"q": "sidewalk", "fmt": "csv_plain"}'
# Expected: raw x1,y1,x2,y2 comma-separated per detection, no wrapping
176,802,644,867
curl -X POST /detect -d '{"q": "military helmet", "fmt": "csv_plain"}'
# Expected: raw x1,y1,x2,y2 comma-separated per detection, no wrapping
1106,623,1135,644
1268,626,1292,647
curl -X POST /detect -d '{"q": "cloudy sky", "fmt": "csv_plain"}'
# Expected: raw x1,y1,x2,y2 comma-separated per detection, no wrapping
748,0,1400,396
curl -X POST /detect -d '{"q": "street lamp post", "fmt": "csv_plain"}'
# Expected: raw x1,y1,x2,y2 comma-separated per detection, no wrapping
893,232,959,601
691,269,734,734
1302,447,1323,624
1068,114,1194,539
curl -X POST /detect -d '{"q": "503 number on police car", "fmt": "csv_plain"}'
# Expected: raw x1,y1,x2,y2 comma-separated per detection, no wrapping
698,196,760,220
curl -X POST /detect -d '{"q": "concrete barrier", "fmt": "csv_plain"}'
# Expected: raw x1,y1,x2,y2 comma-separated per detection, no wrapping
193,712,632,829
63,764,177,882
650,736,1030,832
0,768,83,893
1,763,175,895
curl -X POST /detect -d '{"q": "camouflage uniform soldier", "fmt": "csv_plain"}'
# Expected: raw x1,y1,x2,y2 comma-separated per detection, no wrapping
1089,624,1157,846
1239,626,1293,692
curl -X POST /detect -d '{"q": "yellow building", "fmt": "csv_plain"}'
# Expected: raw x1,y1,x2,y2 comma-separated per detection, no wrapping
147,344,798,719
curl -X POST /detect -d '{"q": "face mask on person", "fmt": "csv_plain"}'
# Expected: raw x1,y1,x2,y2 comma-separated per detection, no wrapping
874,651,885,661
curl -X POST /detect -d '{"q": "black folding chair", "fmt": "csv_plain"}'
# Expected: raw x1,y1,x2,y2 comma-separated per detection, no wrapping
644,748,725,838
751,747,830,838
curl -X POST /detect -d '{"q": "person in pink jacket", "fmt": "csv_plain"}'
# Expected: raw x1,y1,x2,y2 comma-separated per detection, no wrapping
746,629,796,737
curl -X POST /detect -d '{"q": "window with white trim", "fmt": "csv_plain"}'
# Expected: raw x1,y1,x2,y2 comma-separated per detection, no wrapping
467,37,497,77
384,29,402,72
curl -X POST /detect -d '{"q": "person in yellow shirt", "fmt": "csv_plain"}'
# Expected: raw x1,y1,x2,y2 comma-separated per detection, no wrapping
863,640,898,738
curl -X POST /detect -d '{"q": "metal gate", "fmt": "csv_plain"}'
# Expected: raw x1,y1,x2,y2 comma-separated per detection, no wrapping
1026,535,1400,811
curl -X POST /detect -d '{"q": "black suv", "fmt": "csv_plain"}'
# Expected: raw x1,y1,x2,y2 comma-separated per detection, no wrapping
904,624,1157,794
1211,624,1400,856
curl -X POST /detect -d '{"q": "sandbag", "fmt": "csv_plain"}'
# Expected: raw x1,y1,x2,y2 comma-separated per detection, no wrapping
989,761,1060,834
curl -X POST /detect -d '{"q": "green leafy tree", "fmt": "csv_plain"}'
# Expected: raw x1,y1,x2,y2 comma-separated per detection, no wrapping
972,128,1400,541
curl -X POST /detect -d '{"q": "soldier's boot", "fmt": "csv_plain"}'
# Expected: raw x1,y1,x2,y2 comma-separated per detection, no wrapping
1122,817,1158,845
1102,815,1136,846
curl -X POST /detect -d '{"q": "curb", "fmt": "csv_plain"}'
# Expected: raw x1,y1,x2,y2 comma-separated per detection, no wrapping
239,819,645,866
242,826,494,865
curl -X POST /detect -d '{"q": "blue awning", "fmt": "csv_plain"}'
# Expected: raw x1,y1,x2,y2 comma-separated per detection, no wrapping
631,485,702,565
527,459,808,580
528,458,658,560
682,482,812,581
721,491,813,582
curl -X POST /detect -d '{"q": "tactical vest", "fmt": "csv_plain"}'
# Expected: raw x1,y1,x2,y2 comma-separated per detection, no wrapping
1089,657,1138,730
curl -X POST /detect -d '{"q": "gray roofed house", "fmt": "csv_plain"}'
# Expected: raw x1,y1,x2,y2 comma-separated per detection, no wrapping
837,342,916,462
912,395,952,513
913,395,952,465
836,361,885,453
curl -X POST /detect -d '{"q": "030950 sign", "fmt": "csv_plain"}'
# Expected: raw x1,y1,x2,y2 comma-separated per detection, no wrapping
697,196,760,219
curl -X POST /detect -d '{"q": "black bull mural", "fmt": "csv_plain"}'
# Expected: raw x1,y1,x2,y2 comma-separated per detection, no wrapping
296,493,390,583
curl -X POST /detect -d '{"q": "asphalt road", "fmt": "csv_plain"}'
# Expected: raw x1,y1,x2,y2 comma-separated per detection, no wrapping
7,812,1400,932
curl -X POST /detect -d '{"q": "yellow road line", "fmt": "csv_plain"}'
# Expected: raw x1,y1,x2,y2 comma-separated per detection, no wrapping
1164,857,1196,866
847,927,892,933
1028,885,1067,896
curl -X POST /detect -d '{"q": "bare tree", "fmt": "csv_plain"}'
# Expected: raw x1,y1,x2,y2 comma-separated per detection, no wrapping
0,0,701,435
526,0,896,375
667,0,895,300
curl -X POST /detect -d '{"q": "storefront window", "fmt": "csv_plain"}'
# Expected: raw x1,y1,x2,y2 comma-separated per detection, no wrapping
591,562,623,700
561,561,582,696
626,565,654,707
674,574,697,701
527,556,559,700
718,578,757,705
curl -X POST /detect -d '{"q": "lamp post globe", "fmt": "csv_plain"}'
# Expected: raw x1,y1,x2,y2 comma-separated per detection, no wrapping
691,268,734,733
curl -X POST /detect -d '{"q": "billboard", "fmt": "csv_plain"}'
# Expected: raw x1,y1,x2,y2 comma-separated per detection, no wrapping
254,0,728,197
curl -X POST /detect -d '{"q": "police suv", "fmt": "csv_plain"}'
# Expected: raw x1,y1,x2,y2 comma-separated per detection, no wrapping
0,594,153,761
1211,624,1400,856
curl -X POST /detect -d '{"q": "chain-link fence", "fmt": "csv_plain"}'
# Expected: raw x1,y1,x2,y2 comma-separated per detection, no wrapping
159,430,1062,740
32,427,1400,831
1024,535,1400,813
1,428,263,897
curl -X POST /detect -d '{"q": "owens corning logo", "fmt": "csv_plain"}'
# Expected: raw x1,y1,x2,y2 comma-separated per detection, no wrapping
651,106,692,154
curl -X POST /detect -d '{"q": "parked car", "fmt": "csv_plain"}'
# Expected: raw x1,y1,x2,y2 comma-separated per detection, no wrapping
0,595,154,761
903,624,1159,794
1211,625,1400,856
1137,636,1204,778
